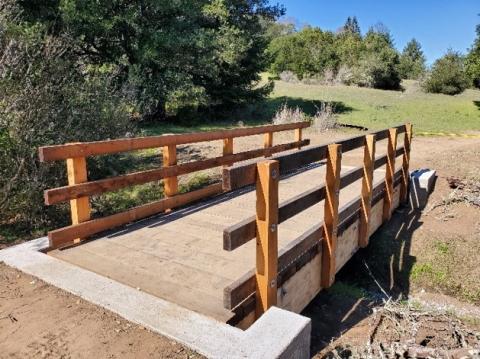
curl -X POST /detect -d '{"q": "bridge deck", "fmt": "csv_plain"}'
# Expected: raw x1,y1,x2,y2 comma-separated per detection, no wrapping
49,158,389,323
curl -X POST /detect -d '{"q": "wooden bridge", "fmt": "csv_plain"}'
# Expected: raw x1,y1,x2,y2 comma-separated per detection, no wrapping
39,121,412,328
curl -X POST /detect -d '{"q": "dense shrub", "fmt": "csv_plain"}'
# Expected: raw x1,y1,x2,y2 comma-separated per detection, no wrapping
422,51,469,95
0,16,133,233
466,23,480,88
267,21,402,90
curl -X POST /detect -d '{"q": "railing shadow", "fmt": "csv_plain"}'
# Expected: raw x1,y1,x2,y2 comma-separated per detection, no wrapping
304,204,424,355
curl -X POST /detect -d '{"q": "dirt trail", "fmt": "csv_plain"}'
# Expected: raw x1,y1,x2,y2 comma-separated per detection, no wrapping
0,263,203,359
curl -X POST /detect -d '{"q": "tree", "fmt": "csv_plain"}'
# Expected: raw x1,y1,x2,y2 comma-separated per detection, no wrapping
398,39,426,79
342,16,361,36
17,0,284,120
353,28,401,90
422,51,469,95
466,20,480,88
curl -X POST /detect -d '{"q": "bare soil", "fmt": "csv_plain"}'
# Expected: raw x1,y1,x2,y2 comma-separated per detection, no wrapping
0,263,203,359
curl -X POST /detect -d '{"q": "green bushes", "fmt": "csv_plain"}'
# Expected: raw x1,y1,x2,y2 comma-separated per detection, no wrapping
266,20,402,90
466,23,480,88
0,13,133,236
422,51,469,95
398,39,426,80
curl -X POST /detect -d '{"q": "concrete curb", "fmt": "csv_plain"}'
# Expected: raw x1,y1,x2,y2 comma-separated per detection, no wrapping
0,238,311,358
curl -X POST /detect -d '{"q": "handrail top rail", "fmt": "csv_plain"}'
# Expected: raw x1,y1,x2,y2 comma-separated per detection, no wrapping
39,121,310,162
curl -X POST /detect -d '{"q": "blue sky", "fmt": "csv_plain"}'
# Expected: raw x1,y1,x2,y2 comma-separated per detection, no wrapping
276,0,479,64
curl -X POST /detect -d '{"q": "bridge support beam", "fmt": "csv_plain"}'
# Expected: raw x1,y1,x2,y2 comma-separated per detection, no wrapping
359,134,376,248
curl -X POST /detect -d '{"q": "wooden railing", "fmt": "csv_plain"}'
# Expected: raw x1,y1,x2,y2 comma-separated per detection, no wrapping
39,122,310,249
222,124,413,321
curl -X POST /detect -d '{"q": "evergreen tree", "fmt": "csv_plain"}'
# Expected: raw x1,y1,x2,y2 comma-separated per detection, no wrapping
466,20,480,88
342,16,361,36
398,39,426,79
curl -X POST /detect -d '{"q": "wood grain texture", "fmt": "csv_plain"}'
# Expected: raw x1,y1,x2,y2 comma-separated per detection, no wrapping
45,139,309,205
264,132,273,157
322,144,341,288
48,183,223,248
255,160,279,317
163,144,178,198
66,157,91,243
39,122,310,162
401,123,413,202
359,134,376,248
383,128,398,221
223,137,234,167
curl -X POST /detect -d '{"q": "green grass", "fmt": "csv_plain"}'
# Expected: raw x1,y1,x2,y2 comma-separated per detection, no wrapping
270,79,480,133
140,78,480,137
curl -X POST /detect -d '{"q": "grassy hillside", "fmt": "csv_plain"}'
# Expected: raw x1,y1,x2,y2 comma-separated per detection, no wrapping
270,79,480,133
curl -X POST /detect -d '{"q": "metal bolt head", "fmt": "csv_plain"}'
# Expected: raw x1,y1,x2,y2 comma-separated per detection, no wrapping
270,224,277,232
270,279,276,288
271,169,278,179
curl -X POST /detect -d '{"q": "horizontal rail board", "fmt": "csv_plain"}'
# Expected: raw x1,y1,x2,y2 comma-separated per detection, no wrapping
224,165,367,252
48,183,223,248
223,184,326,251
39,122,310,162
45,139,309,205
222,126,407,191
223,167,404,311
223,144,328,191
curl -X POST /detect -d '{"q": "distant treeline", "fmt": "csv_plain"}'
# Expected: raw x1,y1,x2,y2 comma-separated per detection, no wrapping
265,16,480,95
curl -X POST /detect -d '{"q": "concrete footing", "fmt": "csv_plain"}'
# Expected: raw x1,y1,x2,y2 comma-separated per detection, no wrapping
0,238,311,359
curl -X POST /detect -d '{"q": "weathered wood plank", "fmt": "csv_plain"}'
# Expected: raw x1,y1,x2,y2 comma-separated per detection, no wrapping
39,122,310,162
321,144,341,288
163,144,178,212
255,160,279,317
48,183,223,248
223,137,234,167
45,139,308,205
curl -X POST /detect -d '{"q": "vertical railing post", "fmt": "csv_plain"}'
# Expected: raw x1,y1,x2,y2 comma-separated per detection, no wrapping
163,144,178,211
264,132,273,157
255,160,279,318
66,156,91,243
383,128,398,221
401,123,413,203
321,144,341,288
359,134,376,248
295,127,303,150
223,137,234,167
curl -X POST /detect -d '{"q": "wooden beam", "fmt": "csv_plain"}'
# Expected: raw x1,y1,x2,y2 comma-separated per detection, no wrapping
39,122,310,162
383,128,398,221
223,142,325,191
223,137,234,167
359,134,376,248
48,183,222,249
401,123,413,203
163,144,178,212
44,139,309,205
66,157,91,243
264,132,273,157
255,160,279,318
322,144,341,288
295,128,303,150
223,183,326,251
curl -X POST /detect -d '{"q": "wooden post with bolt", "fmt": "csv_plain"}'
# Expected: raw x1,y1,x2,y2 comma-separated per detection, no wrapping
66,156,91,244
383,128,398,221
255,160,279,318
401,123,413,203
359,134,376,248
321,144,341,288
264,132,273,157
163,144,178,211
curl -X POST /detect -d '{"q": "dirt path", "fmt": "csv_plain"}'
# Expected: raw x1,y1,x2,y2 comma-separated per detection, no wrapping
0,263,203,359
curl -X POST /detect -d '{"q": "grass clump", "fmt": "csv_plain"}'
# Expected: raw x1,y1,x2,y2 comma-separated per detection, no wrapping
329,282,368,299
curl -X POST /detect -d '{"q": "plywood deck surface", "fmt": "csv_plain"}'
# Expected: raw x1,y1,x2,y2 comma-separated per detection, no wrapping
50,161,388,323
